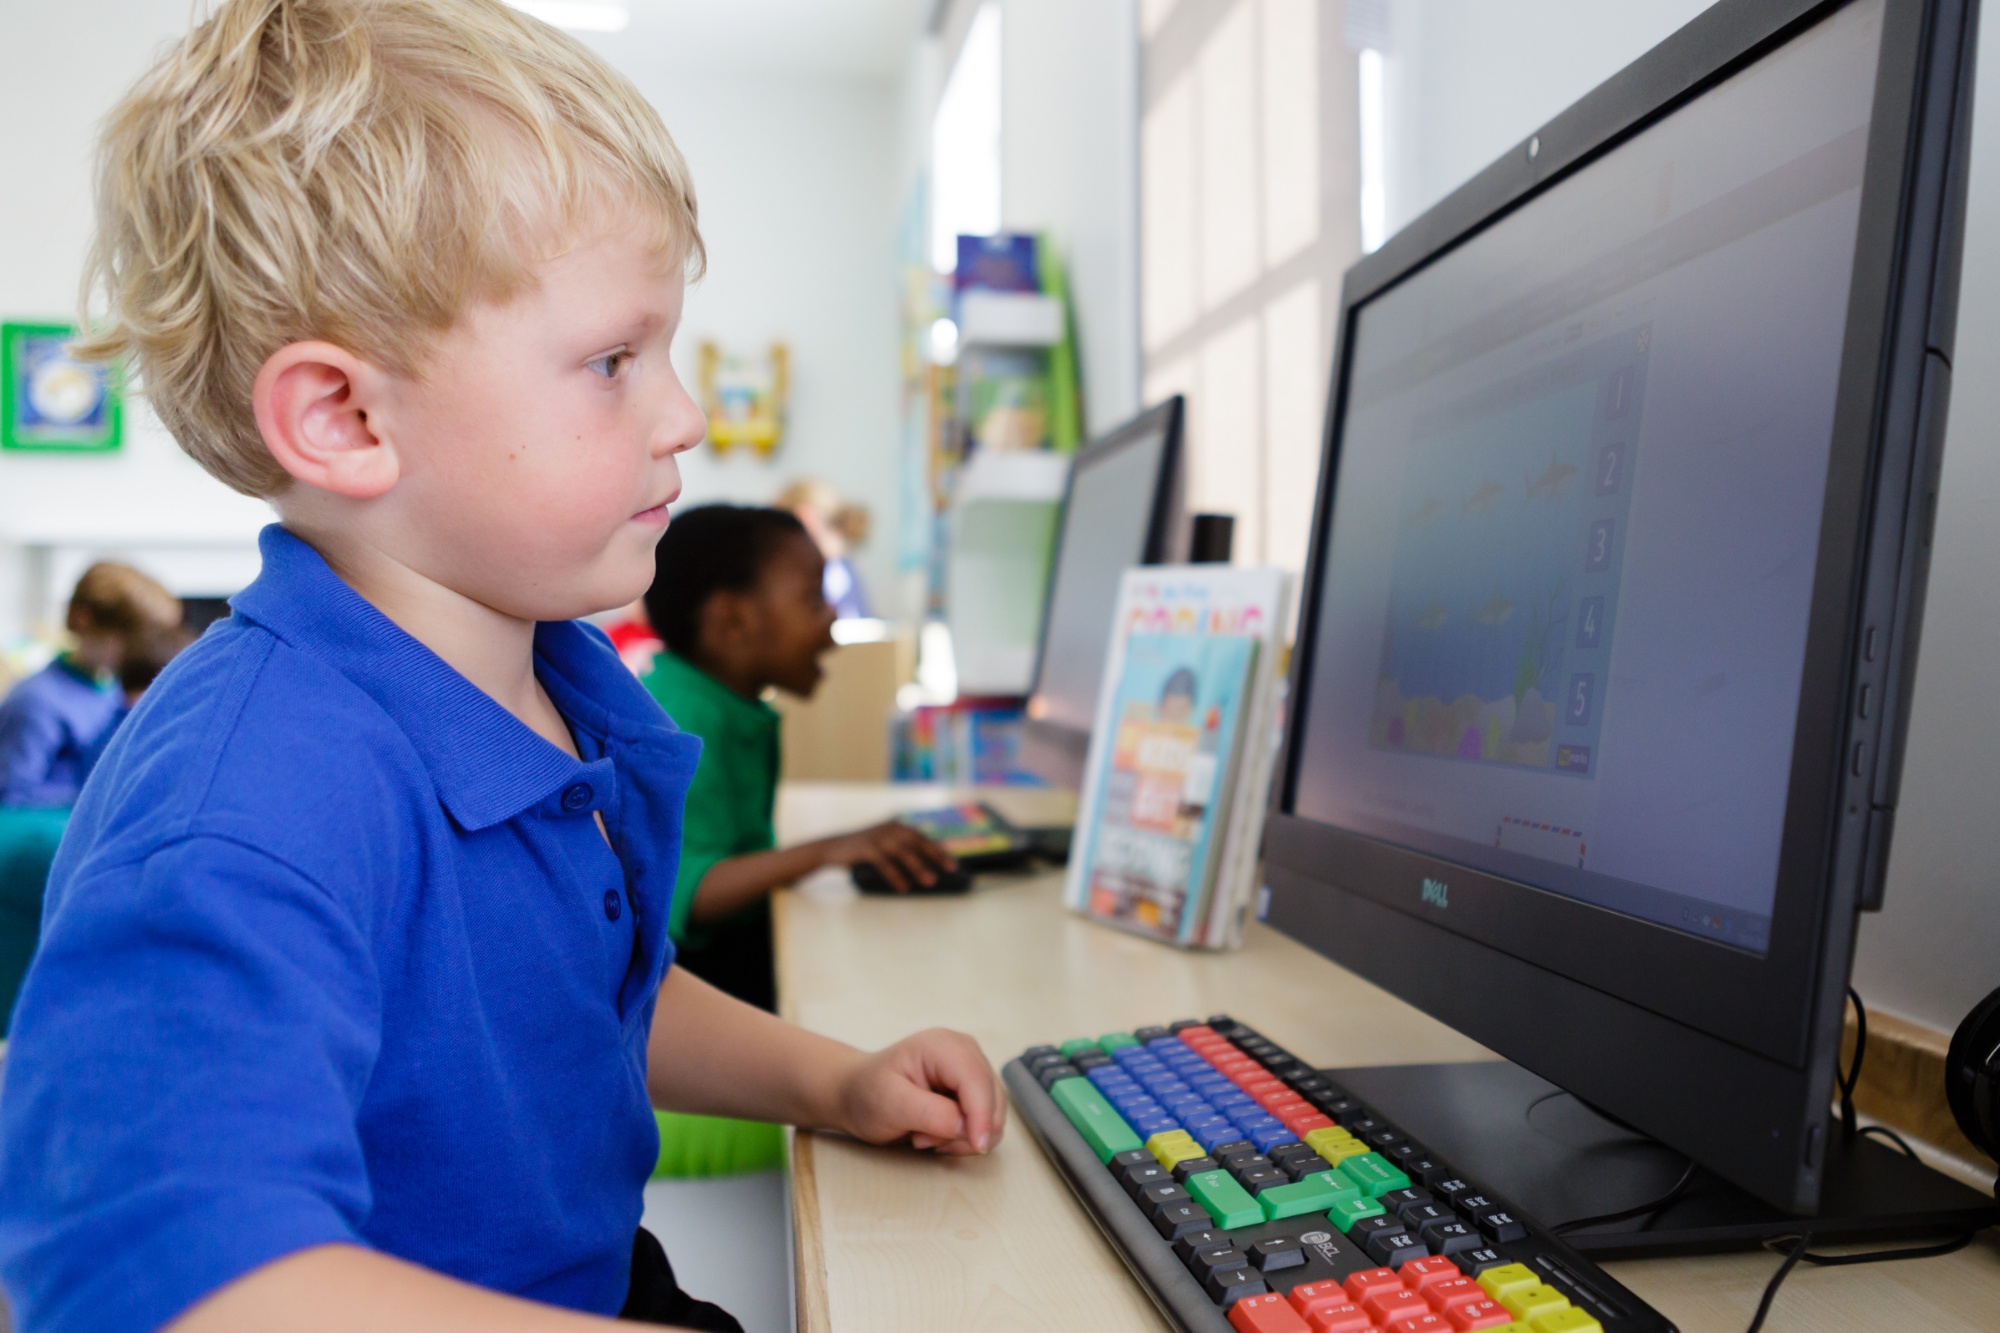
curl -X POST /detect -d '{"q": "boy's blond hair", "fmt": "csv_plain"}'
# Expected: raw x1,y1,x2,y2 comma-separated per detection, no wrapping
78,0,703,498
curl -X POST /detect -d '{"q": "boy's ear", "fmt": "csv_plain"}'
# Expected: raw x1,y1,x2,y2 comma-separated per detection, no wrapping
253,341,400,500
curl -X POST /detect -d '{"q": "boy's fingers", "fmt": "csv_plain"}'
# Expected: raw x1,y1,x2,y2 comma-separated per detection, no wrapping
920,1030,1000,1153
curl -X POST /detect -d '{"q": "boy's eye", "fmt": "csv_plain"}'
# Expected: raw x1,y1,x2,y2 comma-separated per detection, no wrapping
587,349,633,379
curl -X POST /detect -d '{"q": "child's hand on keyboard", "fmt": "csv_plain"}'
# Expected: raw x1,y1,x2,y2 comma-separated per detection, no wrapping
836,1027,1006,1155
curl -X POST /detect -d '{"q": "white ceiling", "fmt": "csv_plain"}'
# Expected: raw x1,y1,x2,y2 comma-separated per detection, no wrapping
601,0,937,78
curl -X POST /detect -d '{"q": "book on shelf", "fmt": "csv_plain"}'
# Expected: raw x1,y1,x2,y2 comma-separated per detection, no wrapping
1064,566,1293,949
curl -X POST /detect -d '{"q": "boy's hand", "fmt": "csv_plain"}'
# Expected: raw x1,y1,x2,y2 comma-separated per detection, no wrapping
821,821,956,892
834,1027,1005,1155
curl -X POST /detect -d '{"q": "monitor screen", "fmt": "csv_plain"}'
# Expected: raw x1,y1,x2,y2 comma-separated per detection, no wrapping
1031,424,1174,733
1290,0,1884,958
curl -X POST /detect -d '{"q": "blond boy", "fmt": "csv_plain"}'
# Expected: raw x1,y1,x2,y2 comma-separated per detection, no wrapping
0,3,1001,1330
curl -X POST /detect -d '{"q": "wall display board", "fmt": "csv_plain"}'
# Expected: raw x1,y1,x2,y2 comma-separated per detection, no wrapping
1,323,122,454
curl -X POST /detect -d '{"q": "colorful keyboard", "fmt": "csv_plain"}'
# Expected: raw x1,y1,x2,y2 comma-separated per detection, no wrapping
1004,1017,1675,1333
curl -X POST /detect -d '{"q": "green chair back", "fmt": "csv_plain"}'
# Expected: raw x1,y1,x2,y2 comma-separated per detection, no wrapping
0,807,68,1034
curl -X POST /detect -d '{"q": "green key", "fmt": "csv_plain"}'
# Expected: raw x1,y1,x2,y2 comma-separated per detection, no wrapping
1337,1152,1411,1198
1185,1169,1264,1229
1328,1193,1386,1231
1258,1169,1362,1221
1048,1077,1143,1162
1099,1031,1140,1050
1060,1037,1102,1058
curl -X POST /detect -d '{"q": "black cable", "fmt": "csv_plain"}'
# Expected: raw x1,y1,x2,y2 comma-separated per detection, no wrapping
1746,1233,1811,1333
1744,1230,1977,1332
1837,986,1867,1139
1552,1159,1699,1234
1857,1123,1919,1159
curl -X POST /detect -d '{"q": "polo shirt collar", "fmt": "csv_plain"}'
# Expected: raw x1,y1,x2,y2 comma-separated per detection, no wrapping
231,525,686,832
647,649,779,737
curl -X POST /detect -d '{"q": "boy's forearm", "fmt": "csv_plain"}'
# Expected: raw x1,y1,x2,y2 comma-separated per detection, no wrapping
685,841,833,926
167,1244,675,1332
645,965,861,1131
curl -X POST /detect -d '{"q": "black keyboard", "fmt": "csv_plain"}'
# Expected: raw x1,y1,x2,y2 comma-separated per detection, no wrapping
1004,1017,1675,1333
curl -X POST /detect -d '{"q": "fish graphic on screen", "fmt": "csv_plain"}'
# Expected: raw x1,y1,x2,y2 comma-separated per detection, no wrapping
1463,478,1505,514
1526,454,1580,501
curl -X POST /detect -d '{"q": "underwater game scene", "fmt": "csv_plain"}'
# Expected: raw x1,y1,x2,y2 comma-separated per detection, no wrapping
1372,333,1647,780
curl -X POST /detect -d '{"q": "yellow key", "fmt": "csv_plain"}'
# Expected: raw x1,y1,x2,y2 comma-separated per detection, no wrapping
1303,1127,1367,1162
1476,1264,1541,1301
1499,1284,1571,1322
1145,1130,1204,1169
1531,1310,1603,1333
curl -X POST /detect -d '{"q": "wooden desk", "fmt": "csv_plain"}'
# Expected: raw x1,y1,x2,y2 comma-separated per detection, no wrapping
773,783,2000,1333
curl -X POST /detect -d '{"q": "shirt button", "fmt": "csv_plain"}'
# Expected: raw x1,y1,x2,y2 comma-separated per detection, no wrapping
562,783,594,812
604,889,623,922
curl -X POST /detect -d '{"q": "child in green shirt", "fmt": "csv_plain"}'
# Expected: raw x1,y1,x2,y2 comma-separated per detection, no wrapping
640,504,952,1009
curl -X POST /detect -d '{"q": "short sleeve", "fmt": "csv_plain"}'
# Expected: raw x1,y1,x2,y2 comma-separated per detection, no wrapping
0,692,68,806
0,836,381,1333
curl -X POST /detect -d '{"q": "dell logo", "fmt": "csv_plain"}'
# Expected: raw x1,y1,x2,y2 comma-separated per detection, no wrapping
1421,878,1450,909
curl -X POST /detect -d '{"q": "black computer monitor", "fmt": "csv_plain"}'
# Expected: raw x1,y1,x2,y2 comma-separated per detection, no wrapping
1263,0,1987,1240
1021,397,1186,789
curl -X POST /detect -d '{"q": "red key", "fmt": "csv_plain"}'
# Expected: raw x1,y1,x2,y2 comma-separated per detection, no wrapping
1227,1291,1311,1333
1384,1315,1452,1333
1446,1298,1513,1330
1178,1024,1218,1042
1286,1281,1351,1318
1280,1110,1330,1136
1400,1256,1461,1293
1361,1289,1428,1325
1384,1314,1453,1333
1263,1090,1309,1110
1306,1304,1373,1333
1343,1267,1404,1304
1424,1278,1483,1313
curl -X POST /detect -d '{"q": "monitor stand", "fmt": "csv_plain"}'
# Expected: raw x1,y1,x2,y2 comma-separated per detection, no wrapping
1328,1060,1997,1258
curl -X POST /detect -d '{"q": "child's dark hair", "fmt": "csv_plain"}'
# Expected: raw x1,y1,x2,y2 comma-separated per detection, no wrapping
644,504,812,657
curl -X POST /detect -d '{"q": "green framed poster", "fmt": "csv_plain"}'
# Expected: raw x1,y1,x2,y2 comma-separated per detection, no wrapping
1,322,122,453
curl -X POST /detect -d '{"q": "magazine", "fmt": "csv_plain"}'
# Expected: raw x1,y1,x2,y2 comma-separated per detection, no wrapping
1065,566,1294,948
1070,632,1259,944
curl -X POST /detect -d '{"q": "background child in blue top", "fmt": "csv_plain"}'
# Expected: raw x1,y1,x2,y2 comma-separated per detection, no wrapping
0,561,182,807
638,504,953,1012
0,3,1003,1331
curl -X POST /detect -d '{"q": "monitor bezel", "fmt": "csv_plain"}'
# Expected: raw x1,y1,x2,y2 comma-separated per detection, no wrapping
1263,0,1974,1211
1023,395,1187,732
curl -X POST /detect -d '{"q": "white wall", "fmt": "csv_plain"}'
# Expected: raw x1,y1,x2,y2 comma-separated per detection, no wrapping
1380,0,1715,234
0,0,274,641
998,0,1142,436
582,52,907,618
1379,0,2000,1036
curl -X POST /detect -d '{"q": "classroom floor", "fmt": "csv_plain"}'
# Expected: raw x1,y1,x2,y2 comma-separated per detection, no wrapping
641,1169,793,1333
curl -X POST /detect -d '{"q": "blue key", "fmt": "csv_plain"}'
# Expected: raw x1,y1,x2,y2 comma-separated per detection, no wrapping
1212,1091,1257,1112
1088,1067,1128,1087
1188,1118,1240,1152
1114,1097,1163,1119
1112,1046,1149,1064
1160,1092,1206,1116
1191,1074,1235,1095
1131,1113,1178,1137
1144,1079,1191,1100
1147,1036,1184,1052
1247,1122,1293,1153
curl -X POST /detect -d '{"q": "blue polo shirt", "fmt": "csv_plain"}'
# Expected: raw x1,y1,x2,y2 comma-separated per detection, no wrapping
0,526,702,1333
0,655,121,807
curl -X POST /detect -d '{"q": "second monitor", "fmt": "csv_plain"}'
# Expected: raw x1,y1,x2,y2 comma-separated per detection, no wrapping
1019,396,1186,790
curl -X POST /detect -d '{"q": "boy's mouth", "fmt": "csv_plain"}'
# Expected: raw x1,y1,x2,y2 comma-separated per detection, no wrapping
632,494,677,525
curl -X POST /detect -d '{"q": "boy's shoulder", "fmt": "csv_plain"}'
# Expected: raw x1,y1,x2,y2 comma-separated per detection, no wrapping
59,612,433,903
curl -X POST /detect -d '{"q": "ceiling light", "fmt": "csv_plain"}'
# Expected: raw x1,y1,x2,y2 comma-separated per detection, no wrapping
506,1,630,32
